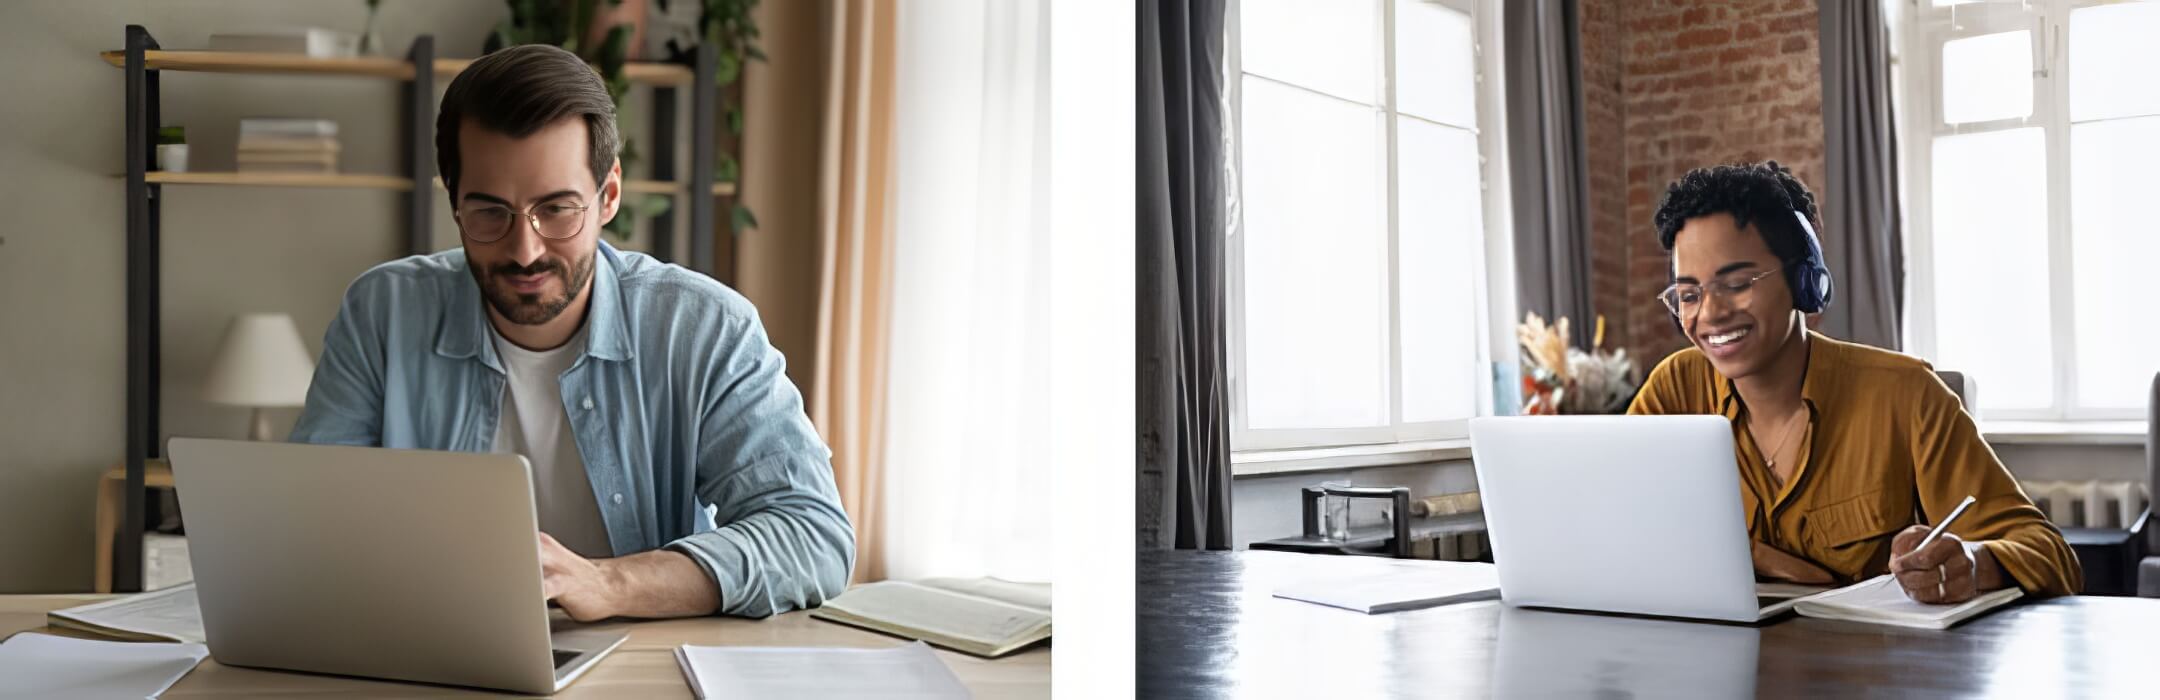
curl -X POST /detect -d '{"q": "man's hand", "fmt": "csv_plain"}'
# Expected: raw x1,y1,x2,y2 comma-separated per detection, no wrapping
536,531,723,621
538,532,622,622
1889,526,2003,604
1752,540,1837,585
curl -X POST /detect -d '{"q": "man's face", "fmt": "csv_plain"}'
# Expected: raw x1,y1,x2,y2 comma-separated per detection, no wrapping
454,117,620,326
1669,212,1799,381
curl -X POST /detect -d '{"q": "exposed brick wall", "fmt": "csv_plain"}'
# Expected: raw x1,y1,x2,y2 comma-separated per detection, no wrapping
1578,0,1825,367
1580,0,1630,354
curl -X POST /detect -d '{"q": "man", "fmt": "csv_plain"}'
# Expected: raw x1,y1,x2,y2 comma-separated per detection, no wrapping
1628,161,2079,601
290,44,854,620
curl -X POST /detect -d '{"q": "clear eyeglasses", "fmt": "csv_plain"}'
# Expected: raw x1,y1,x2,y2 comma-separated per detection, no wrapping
454,196,593,243
1656,267,1780,320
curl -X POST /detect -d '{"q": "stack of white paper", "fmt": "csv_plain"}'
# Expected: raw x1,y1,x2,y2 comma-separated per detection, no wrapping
674,641,969,700
44,583,205,643
0,633,208,699
1272,559,1501,614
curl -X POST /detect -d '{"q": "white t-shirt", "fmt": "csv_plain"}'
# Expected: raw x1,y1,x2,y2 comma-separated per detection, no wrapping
490,323,614,559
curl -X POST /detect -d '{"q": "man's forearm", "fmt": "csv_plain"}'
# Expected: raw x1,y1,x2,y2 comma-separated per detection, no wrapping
598,549,720,619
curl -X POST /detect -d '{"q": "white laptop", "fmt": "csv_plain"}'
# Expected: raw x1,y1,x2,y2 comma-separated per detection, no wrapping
1468,415,1815,623
166,438,628,694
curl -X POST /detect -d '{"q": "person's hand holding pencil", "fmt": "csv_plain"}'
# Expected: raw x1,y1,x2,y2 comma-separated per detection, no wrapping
1887,495,2006,604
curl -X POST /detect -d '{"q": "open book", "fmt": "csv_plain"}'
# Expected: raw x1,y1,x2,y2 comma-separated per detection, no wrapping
45,583,205,643
810,577,1050,658
1791,575,2023,630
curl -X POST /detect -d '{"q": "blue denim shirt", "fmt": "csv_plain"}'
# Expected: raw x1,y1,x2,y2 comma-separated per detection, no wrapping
290,241,854,618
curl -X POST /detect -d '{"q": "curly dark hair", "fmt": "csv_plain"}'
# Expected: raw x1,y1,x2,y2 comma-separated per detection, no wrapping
1651,161,1820,268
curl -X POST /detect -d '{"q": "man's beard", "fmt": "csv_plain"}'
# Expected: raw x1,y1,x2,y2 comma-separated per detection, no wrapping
470,250,595,326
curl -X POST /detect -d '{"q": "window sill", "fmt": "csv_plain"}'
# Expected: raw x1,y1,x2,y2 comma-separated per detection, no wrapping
1980,420,2145,446
1232,438,1473,478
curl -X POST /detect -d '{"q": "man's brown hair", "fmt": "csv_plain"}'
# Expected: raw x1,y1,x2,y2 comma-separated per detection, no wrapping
435,44,619,207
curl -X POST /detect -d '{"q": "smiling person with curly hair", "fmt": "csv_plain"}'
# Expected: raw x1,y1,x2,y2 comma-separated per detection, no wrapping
1627,161,2080,602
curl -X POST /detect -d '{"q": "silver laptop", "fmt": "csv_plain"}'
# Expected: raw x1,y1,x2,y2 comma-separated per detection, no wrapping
167,438,628,694
1468,416,1813,623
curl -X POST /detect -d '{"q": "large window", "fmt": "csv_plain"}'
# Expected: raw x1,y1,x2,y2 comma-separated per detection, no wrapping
1227,0,1507,453
1900,0,2160,420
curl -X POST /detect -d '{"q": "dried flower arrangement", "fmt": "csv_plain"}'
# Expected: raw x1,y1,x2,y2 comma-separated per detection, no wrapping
1517,312,1641,415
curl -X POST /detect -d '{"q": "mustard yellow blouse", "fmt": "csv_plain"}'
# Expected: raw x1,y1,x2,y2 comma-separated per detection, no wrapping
1627,331,2081,596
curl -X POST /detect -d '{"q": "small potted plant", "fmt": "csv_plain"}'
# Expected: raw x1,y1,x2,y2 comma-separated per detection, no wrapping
155,126,188,172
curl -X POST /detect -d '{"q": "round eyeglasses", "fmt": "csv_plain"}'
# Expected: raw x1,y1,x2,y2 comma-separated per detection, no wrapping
1656,267,1781,319
454,196,593,243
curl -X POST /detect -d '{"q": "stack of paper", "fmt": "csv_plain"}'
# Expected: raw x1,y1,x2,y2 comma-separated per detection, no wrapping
675,641,968,700
812,577,1050,658
1792,575,2024,630
1272,559,1501,614
44,583,205,643
0,633,208,698
237,119,340,174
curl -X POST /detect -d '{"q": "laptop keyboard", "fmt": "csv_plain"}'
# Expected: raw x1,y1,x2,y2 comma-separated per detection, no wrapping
552,650,581,669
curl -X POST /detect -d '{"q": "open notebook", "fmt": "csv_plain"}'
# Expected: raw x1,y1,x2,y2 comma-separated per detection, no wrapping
810,577,1050,658
1791,575,2024,630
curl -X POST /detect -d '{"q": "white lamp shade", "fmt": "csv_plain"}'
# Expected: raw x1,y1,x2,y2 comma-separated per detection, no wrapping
201,313,317,408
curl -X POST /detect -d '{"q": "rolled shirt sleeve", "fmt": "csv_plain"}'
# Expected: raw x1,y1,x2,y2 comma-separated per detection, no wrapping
664,312,856,618
1907,375,2083,596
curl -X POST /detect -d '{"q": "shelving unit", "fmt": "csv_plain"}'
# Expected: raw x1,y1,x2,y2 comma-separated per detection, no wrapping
119,172,736,196
107,24,736,593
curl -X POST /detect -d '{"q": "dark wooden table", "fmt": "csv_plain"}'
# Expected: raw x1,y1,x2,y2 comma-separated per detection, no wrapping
1138,549,2158,698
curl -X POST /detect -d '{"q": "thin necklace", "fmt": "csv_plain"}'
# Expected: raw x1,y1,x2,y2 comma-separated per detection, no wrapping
1754,409,1807,470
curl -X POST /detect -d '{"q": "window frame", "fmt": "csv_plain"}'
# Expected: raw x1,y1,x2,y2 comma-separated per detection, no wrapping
1898,0,2141,421
1225,0,1516,456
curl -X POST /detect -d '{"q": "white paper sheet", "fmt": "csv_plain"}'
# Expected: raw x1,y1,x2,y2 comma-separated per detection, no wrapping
674,641,969,700
45,583,205,643
1272,560,1501,614
0,632,208,699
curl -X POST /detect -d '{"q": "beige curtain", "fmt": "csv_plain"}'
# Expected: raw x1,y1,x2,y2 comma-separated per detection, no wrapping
812,0,899,585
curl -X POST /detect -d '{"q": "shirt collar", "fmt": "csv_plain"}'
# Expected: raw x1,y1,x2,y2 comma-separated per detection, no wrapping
1714,329,1835,418
435,240,637,368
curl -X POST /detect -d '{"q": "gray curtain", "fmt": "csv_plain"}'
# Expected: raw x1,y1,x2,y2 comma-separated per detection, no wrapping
1137,0,1231,550
1818,0,1905,349
1504,0,1594,338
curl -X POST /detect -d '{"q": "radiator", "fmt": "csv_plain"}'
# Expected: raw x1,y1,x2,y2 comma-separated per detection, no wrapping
2018,480,2151,529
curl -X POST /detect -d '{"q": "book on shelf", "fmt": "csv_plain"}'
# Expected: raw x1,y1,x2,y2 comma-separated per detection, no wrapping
236,136,341,153
208,29,359,58
238,118,338,139
235,164,340,175
810,577,1050,658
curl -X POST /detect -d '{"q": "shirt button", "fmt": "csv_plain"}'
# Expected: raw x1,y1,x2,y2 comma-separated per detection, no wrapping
612,493,624,505
582,397,595,410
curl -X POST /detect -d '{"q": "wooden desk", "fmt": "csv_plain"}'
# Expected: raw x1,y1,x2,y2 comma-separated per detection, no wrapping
1,595,1048,698
1139,549,2157,698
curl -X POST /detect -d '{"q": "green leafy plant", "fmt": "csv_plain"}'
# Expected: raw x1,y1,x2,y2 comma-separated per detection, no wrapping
659,0,763,235
156,126,186,145
487,0,669,240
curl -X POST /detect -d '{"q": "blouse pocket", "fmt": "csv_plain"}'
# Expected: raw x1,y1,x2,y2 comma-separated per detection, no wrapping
1802,489,1908,576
